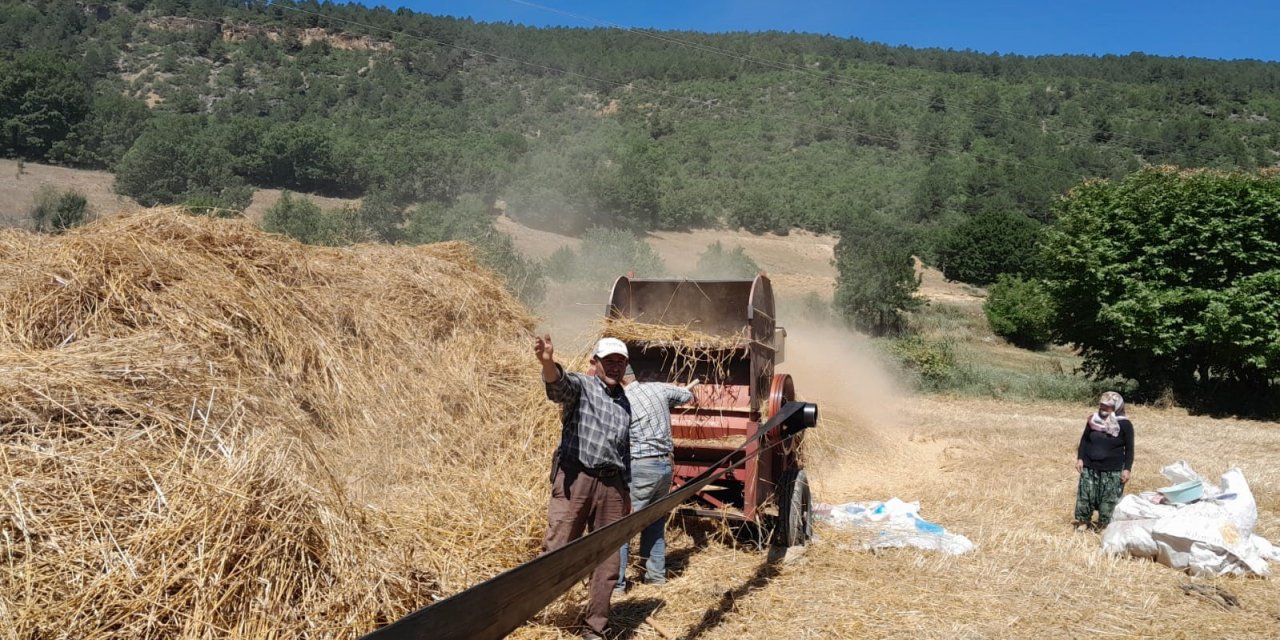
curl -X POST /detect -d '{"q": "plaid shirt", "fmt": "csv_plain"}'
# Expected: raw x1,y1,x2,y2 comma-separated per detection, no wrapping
545,366,631,472
624,382,694,459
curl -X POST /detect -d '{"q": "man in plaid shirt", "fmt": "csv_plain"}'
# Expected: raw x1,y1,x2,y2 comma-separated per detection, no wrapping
536,334,632,640
616,368,695,593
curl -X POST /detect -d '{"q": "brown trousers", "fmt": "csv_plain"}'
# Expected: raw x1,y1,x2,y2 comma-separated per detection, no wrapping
544,467,630,635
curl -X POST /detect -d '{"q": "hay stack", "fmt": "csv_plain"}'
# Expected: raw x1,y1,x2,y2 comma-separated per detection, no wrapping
0,209,558,638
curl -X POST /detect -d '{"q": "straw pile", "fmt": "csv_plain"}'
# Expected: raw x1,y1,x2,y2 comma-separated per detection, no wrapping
0,209,559,638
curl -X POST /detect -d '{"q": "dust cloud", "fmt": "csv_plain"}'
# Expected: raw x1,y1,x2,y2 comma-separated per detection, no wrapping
533,281,614,360
776,321,927,499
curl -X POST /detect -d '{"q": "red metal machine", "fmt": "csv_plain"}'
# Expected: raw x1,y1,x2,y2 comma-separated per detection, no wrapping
606,274,818,545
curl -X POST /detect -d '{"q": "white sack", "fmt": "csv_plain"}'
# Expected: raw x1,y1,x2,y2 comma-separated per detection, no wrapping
1102,519,1160,559
1149,502,1270,577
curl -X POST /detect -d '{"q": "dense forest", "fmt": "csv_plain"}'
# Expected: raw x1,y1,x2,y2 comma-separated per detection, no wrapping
3,0,1278,240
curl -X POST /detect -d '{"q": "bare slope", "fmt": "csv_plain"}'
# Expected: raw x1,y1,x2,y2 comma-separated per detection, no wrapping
0,159,357,228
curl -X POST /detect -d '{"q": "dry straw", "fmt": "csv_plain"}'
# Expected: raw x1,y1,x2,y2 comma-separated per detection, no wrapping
0,209,561,639
601,317,750,350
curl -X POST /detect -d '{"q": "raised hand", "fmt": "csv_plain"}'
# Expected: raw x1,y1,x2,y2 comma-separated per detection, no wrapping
534,334,556,364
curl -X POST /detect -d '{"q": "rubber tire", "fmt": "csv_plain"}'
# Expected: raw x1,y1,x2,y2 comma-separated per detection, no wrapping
775,468,812,547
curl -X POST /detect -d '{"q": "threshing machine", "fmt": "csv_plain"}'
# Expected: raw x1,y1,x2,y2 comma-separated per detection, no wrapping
606,274,818,546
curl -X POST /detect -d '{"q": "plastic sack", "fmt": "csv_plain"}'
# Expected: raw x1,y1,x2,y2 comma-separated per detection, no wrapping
868,523,976,555
1111,493,1178,522
1102,463,1274,577
1149,501,1270,577
819,498,975,555
1252,535,1280,562
1101,519,1159,559
1217,468,1257,539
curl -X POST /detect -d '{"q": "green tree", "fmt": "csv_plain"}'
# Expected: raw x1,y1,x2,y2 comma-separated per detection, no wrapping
833,216,921,336
404,194,545,304
936,209,1043,285
1040,167,1280,399
250,122,353,194
0,50,89,160
588,140,662,230
67,93,151,167
356,190,407,243
542,227,667,289
403,196,488,245
576,227,667,283
984,275,1055,349
114,116,253,208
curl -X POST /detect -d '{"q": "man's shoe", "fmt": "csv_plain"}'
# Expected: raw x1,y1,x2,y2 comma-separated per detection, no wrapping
643,578,666,586
578,631,604,640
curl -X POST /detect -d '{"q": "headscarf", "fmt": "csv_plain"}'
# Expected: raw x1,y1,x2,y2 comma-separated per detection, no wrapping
1088,391,1125,437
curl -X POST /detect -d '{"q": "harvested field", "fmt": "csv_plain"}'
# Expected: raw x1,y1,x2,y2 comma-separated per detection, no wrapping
516,326,1280,639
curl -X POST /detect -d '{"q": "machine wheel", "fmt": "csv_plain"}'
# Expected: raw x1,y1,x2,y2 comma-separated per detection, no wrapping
775,468,812,547
766,374,802,457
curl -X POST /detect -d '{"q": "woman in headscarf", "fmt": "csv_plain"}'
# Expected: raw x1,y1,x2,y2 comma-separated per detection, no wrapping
1074,391,1134,531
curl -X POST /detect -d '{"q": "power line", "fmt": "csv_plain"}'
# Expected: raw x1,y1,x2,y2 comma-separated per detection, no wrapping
505,0,1183,155
252,1,1110,181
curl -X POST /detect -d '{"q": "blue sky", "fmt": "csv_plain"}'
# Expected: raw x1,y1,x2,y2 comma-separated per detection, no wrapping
369,1,1279,62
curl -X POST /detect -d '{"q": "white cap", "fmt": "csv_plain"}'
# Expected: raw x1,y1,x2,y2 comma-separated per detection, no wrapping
594,337,629,360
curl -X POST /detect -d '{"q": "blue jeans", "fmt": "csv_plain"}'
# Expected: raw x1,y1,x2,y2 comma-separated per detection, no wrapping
617,456,673,590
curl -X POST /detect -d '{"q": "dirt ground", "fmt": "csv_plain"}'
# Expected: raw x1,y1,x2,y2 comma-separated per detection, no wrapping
517,268,1280,640
0,159,356,228
0,159,136,228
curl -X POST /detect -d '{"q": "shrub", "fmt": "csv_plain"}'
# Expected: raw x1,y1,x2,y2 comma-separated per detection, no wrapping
984,275,1055,349
30,186,90,233
695,241,760,279
179,193,245,218
884,336,958,386
261,192,361,246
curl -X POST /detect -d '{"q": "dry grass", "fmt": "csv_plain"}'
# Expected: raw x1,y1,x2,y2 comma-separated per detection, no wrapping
0,209,560,638
517,394,1280,639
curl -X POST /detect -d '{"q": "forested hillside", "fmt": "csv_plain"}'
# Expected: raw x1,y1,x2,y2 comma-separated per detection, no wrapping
2,1,1279,269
